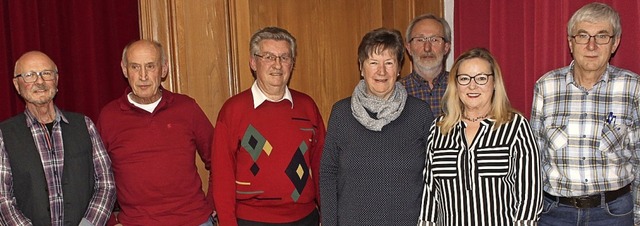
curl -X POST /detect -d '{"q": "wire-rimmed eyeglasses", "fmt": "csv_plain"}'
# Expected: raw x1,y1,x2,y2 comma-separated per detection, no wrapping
254,53,293,64
409,36,445,45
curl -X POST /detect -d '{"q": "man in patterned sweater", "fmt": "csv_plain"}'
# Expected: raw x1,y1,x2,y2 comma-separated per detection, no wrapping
211,27,325,226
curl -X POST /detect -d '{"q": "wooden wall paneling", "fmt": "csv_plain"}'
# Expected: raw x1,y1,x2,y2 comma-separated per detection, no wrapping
413,0,444,18
138,0,233,193
139,0,177,92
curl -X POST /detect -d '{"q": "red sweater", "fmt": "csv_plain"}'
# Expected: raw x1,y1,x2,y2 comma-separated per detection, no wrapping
211,89,325,225
98,88,214,226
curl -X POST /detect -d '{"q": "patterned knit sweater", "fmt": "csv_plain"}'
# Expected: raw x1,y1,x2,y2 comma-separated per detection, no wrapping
320,96,433,225
211,88,325,225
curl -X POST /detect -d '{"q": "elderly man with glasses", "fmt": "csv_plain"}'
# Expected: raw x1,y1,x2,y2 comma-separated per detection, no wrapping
0,51,116,226
531,3,640,225
399,13,452,117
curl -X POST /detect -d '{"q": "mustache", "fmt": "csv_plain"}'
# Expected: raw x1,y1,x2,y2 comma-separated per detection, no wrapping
30,83,50,92
420,52,437,58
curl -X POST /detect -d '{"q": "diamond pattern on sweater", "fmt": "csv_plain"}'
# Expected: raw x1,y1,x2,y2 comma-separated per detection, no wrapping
285,141,309,202
241,124,265,161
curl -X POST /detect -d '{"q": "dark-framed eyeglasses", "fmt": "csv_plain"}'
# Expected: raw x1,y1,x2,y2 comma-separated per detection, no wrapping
571,33,614,45
456,73,493,85
14,70,58,83
254,53,293,64
409,36,445,45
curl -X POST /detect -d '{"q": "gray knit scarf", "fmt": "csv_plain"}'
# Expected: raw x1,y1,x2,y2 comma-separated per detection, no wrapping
351,80,407,131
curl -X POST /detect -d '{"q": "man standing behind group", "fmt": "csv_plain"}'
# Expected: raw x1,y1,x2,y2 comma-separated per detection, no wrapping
531,3,640,225
212,27,325,225
0,51,116,225
98,40,215,226
399,13,451,117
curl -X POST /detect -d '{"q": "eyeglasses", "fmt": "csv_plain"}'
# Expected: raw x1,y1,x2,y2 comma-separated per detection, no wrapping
571,33,614,45
14,70,58,83
409,36,445,45
456,73,493,85
254,53,293,64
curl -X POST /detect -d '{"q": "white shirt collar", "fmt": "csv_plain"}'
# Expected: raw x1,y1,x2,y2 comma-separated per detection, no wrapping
128,92,161,113
251,81,294,109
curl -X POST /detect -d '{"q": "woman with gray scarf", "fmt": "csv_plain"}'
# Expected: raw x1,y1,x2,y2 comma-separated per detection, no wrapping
319,28,434,225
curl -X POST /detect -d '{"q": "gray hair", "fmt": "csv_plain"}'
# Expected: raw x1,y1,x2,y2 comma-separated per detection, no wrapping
249,27,297,60
121,40,167,65
567,2,621,38
406,13,452,43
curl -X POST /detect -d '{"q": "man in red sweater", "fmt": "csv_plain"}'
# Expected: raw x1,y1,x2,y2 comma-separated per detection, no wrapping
211,27,325,225
98,40,215,226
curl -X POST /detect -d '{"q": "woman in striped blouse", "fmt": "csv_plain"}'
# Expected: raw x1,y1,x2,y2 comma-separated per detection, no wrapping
418,48,542,226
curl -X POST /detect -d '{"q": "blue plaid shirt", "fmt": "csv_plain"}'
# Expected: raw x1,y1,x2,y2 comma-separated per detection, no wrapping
530,62,640,221
398,70,448,117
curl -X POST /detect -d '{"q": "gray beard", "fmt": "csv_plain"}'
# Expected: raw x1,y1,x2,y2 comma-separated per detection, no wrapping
415,61,443,75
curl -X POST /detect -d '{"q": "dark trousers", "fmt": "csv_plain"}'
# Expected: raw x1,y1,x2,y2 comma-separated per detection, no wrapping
237,209,319,226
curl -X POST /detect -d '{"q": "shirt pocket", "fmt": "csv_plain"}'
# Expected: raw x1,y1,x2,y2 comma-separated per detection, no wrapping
544,125,568,151
431,148,459,178
599,122,629,153
477,146,510,177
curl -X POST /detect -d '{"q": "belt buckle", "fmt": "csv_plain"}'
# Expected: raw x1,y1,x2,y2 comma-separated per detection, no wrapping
572,196,596,208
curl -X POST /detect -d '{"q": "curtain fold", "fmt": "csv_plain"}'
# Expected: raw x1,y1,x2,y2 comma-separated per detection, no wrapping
0,1,139,121
455,0,640,116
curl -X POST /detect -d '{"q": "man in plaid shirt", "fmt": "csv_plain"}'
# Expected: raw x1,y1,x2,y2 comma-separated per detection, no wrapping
531,3,640,225
399,14,451,117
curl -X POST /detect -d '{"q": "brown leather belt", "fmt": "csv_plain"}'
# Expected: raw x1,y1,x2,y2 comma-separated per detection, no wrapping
543,184,631,208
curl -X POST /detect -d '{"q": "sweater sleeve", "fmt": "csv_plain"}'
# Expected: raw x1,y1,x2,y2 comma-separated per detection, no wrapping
319,107,341,226
190,100,215,209
310,102,326,209
211,109,239,226
192,101,214,171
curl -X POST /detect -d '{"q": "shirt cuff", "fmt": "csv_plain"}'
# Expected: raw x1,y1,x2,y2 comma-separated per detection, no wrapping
79,218,94,226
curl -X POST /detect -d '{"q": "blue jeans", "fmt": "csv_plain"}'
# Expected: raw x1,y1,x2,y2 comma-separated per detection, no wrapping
539,192,633,226
199,216,216,226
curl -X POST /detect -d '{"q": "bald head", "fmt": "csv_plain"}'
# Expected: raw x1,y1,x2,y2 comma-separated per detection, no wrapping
14,51,58,76
12,51,59,108
121,40,167,65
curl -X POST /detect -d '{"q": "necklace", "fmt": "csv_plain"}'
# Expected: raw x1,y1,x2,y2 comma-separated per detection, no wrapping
462,114,488,122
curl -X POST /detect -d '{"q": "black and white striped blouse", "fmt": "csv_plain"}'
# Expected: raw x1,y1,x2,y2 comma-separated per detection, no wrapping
418,113,542,226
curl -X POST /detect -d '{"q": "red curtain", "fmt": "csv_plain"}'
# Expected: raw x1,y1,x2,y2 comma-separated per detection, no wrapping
455,0,640,116
0,1,139,122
